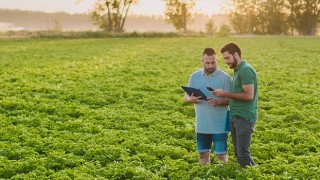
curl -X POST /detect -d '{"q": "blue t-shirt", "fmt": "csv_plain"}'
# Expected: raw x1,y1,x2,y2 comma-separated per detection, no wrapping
188,68,232,134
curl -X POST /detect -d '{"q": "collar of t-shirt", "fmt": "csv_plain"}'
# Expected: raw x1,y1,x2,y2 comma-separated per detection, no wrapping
201,67,220,77
234,60,246,72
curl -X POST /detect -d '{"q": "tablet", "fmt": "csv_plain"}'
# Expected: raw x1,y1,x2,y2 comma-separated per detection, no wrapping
181,86,208,101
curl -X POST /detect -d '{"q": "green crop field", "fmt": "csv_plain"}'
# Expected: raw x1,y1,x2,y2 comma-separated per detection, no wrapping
0,37,319,179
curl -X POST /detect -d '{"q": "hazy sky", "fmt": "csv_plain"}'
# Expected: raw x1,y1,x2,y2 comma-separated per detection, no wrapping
0,0,229,15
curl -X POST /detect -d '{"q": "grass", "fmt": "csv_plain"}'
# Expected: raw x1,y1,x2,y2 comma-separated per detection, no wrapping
0,36,319,179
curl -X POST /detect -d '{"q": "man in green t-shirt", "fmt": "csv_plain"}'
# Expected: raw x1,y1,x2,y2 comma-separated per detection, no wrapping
212,43,258,168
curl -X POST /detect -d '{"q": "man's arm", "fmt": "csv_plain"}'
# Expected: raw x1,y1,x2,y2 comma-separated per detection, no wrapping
213,84,254,101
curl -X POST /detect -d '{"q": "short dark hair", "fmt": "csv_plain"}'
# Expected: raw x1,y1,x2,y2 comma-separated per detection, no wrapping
220,43,241,58
203,48,216,56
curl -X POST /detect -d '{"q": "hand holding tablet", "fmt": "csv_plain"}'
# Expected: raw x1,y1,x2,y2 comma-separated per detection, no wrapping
181,86,208,101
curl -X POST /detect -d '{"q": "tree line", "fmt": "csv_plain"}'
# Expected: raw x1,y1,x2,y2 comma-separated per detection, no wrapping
230,0,320,35
90,0,198,33
91,0,319,35
0,9,229,33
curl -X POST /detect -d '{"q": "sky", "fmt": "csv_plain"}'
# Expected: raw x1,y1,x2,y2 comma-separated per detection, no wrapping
0,0,229,15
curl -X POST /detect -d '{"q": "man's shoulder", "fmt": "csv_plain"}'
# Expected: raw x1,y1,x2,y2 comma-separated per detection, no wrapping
241,61,256,71
191,69,203,76
216,69,232,79
239,63,257,76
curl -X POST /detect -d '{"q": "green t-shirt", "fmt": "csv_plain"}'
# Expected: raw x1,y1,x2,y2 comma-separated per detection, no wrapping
230,60,258,122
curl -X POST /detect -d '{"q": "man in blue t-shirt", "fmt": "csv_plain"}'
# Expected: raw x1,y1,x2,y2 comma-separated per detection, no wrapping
184,48,232,165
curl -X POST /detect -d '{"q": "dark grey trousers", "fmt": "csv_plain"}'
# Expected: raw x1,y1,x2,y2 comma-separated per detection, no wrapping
230,116,256,168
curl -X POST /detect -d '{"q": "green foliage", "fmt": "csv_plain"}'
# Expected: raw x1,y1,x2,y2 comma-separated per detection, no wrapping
258,0,288,34
205,19,217,35
0,37,319,179
229,0,260,34
230,0,320,35
90,0,138,32
288,0,320,35
163,0,196,33
217,24,231,37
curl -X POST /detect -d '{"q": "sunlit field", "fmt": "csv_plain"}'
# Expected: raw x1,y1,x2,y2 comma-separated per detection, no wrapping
0,37,319,179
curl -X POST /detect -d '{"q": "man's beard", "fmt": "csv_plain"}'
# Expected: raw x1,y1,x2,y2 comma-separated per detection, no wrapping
229,55,238,69
205,67,215,74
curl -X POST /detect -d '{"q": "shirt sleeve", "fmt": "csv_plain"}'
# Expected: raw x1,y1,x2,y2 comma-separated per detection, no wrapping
240,67,256,85
188,73,195,87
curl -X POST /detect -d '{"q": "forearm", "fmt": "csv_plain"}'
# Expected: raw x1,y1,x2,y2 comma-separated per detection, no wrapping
215,98,230,106
224,91,253,101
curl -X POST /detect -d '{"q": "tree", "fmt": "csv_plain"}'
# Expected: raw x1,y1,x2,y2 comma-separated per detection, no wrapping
259,0,288,34
229,0,260,34
218,23,231,37
90,0,138,32
288,0,320,35
51,17,62,33
205,18,217,35
287,0,299,35
229,0,320,35
163,0,196,33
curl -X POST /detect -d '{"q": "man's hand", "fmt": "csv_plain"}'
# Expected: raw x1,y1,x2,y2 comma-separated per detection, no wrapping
212,89,226,98
207,98,219,106
207,97,230,106
185,93,203,103
212,85,254,101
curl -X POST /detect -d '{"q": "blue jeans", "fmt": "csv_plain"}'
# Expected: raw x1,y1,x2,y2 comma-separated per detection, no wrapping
230,116,256,168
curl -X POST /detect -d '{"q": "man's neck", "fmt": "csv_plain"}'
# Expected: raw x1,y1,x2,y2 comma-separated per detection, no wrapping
237,58,242,66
